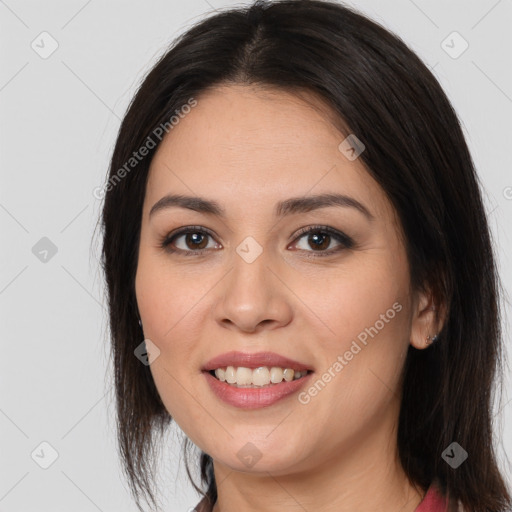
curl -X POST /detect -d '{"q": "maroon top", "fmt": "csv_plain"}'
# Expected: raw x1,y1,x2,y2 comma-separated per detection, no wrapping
415,483,449,512
194,483,449,512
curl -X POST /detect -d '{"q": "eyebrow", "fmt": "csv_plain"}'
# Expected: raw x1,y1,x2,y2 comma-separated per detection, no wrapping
149,192,374,221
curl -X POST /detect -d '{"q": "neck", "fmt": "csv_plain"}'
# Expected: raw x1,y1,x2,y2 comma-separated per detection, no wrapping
210,412,425,512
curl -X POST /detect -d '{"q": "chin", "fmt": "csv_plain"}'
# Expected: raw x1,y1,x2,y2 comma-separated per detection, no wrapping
207,435,311,475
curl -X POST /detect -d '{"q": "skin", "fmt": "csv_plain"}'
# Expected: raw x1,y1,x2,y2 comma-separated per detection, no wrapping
135,84,444,512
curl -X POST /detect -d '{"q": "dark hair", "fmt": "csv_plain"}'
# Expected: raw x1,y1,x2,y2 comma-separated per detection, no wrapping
98,1,511,510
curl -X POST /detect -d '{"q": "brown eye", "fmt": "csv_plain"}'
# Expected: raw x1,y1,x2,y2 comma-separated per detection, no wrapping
180,232,209,250
290,226,354,256
304,232,332,251
161,226,220,255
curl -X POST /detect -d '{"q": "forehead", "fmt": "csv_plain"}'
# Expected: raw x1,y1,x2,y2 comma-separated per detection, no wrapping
145,85,393,222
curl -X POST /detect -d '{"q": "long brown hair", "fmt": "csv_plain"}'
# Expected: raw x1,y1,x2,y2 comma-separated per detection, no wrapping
98,1,511,510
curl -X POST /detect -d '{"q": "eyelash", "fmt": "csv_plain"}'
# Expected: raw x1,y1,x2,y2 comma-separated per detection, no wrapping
159,224,354,258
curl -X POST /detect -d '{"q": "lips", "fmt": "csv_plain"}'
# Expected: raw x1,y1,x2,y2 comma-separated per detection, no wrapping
204,370,313,409
202,351,313,372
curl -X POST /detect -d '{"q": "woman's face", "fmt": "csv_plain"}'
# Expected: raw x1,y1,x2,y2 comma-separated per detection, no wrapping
135,85,429,476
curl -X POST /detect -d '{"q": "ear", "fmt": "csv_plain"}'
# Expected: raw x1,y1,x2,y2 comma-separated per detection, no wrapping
410,286,446,350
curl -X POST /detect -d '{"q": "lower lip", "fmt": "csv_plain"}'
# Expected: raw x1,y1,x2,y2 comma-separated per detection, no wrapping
203,371,313,409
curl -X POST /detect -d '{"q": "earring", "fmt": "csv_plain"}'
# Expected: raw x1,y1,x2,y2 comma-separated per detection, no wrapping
425,333,439,345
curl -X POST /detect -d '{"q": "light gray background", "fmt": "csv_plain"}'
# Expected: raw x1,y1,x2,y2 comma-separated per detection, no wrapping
1,0,511,511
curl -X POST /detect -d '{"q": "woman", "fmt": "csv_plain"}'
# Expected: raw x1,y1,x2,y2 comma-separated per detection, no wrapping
99,1,511,511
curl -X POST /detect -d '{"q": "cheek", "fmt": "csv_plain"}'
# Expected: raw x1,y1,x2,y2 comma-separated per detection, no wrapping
297,258,408,349
135,260,212,437
298,260,410,415
135,250,209,347
135,254,220,402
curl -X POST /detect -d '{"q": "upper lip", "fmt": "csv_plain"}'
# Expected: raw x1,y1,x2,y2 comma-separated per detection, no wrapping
202,351,313,372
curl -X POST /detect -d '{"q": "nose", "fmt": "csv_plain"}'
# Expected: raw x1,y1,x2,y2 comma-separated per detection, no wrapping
213,249,293,334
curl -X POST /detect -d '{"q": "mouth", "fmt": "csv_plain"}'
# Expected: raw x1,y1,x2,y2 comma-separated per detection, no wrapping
201,351,314,409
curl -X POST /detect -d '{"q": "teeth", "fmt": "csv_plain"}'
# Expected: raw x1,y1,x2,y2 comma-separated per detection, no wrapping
283,368,294,382
252,367,270,386
270,367,283,383
213,366,309,387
